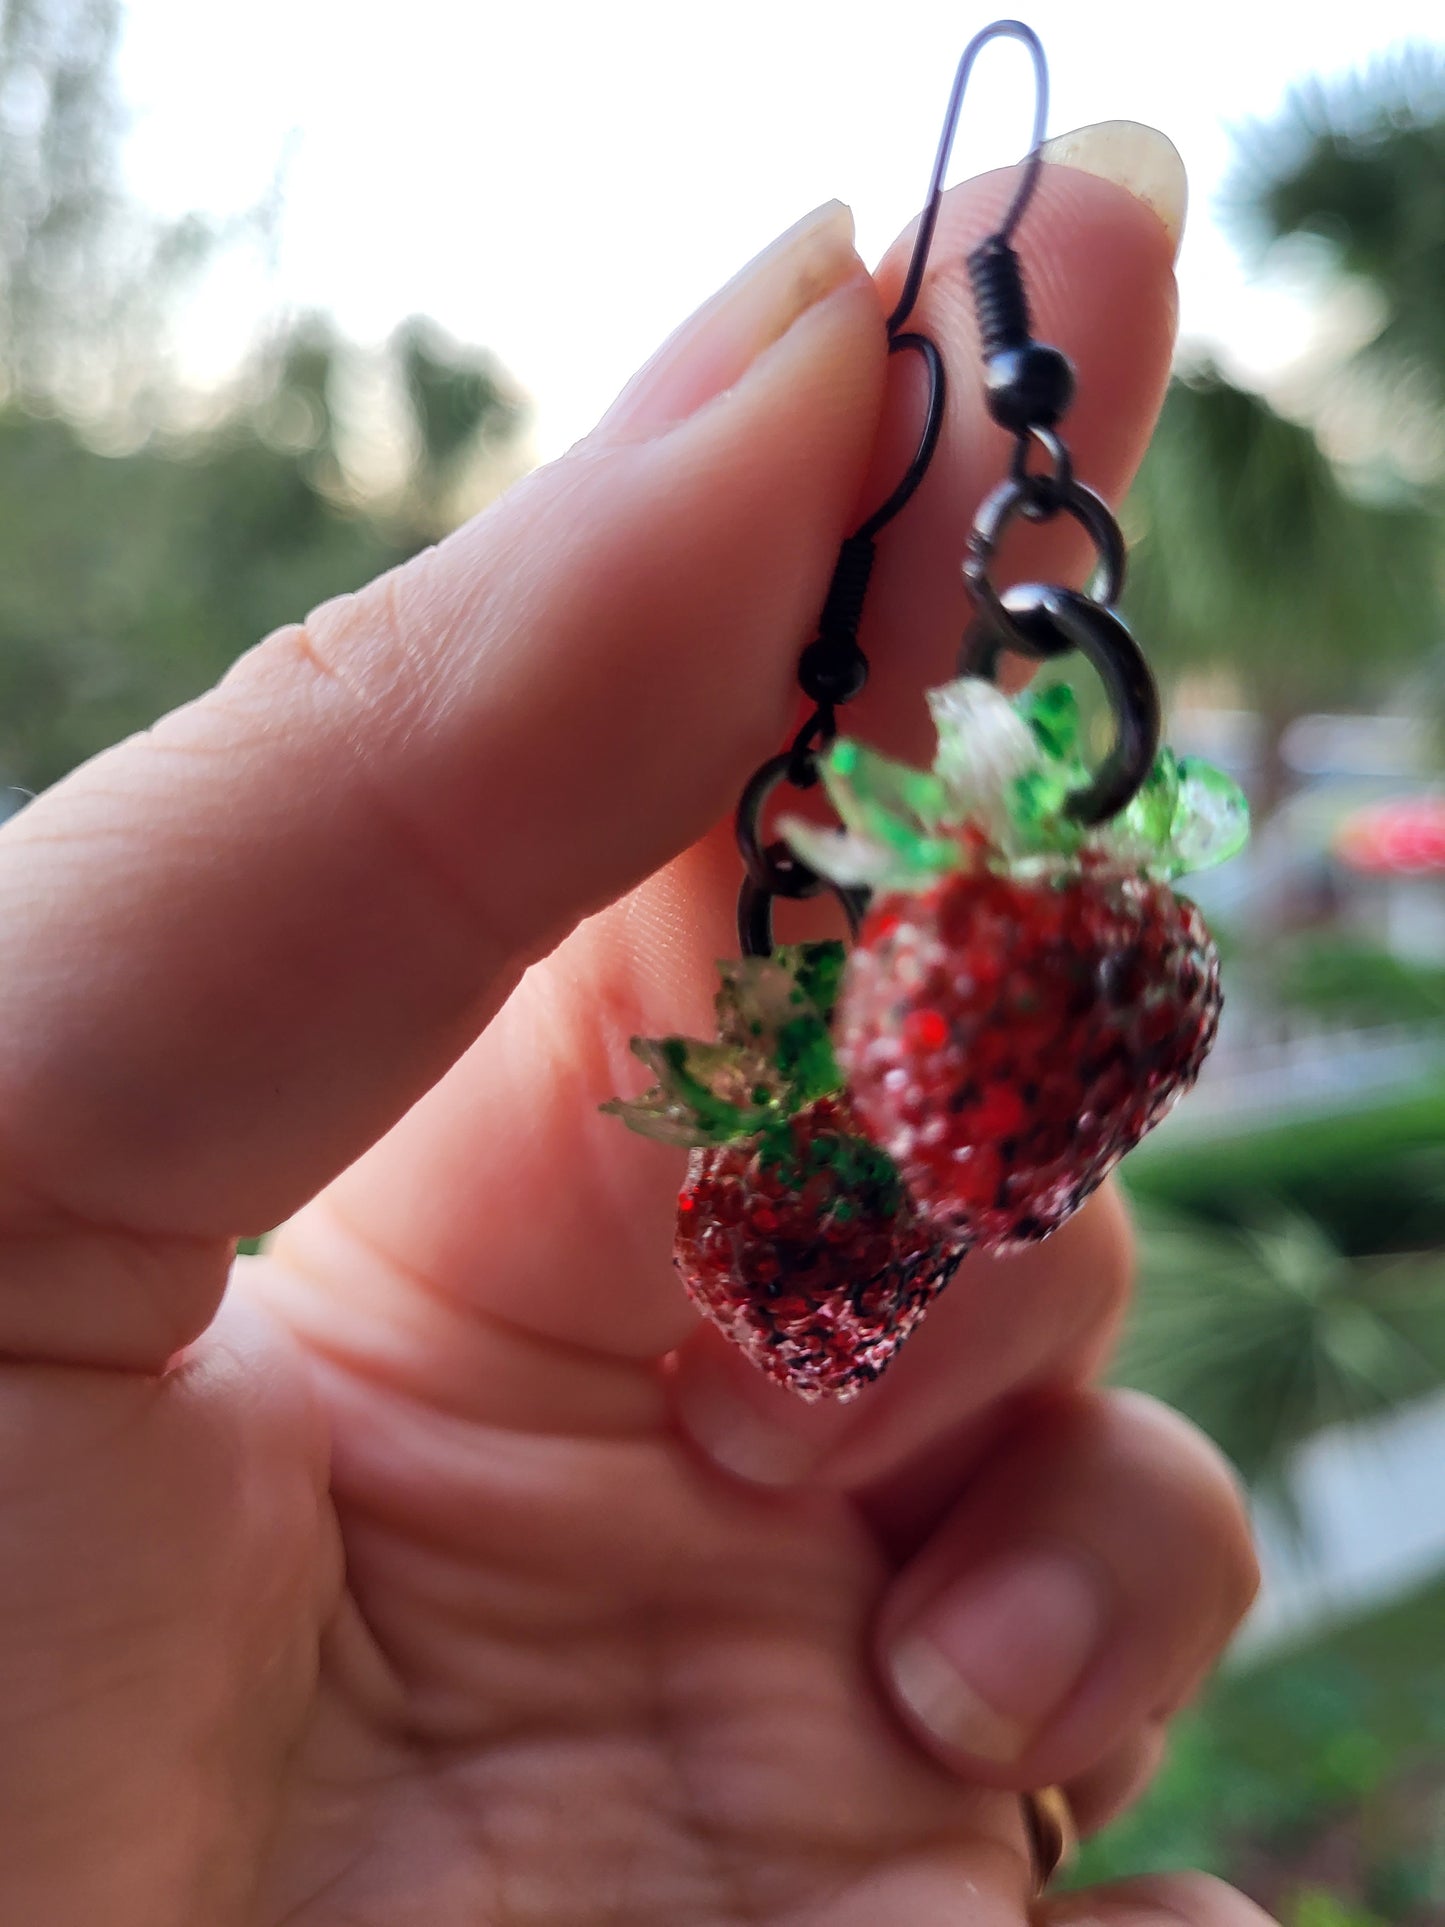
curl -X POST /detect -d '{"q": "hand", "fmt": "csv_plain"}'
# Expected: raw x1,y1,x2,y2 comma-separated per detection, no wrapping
0,140,1266,1926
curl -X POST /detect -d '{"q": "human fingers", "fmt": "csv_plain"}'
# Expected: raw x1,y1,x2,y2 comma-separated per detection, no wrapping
1058,1721,1168,1838
286,136,1182,1398
876,1390,1259,1792
670,1184,1132,1489
1041,1873,1280,1927
0,202,886,1369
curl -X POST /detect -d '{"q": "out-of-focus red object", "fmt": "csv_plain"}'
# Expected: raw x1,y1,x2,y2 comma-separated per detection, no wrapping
1336,797,1445,876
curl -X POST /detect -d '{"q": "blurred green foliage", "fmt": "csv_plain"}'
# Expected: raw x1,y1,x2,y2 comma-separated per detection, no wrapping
397,315,524,520
1233,45,1445,408
1115,1200,1445,1506
1127,1086,1445,1255
1072,1573,1445,1921
1289,1900,1392,1927
0,390,397,790
1125,46,1445,798
0,0,234,413
1270,935,1445,1027
0,320,523,792
1124,370,1441,726
0,0,524,795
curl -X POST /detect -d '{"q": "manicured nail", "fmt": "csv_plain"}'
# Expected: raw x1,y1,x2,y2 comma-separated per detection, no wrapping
886,1547,1109,1762
1041,120,1187,263
598,200,860,440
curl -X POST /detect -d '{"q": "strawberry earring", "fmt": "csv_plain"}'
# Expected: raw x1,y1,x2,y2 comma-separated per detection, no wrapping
607,19,1248,1401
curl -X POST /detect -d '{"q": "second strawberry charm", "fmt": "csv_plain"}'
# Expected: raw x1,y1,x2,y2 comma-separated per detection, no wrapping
783,676,1248,1251
604,941,969,1401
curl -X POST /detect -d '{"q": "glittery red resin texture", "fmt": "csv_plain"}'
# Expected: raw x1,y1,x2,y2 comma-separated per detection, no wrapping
675,1092,967,1401
780,679,1245,1252
609,682,1246,1397
604,944,969,1401
839,863,1222,1249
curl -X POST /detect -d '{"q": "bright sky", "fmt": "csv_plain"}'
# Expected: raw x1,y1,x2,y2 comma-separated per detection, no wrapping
116,0,1444,462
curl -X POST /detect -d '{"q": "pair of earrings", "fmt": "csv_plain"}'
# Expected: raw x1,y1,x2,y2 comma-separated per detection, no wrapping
608,20,1248,1402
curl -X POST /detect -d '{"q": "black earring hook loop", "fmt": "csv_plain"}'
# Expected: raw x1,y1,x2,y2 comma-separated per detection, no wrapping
855,332,946,540
733,18,1056,957
737,871,870,961
735,751,871,953
869,18,1049,535
885,18,1049,338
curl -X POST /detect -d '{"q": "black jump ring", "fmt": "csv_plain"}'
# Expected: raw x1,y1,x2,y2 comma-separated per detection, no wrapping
963,473,1126,649
1009,423,1073,513
736,751,809,889
738,870,870,960
962,582,1161,824
734,750,874,955
760,842,829,902
786,713,832,786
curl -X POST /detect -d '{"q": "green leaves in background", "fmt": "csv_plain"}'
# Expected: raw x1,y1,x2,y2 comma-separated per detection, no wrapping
1123,370,1442,730
1071,1571,1445,1921
1117,1202,1445,1509
1232,45,1445,408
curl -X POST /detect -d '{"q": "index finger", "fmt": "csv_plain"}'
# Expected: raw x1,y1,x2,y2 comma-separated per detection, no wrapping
0,207,886,1367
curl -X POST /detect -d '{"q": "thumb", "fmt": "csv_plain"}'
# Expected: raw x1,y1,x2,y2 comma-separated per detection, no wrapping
0,200,885,1366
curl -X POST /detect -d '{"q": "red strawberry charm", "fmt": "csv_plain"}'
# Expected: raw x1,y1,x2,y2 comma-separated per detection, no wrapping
605,944,968,1400
784,678,1247,1251
840,863,1219,1246
677,1091,964,1400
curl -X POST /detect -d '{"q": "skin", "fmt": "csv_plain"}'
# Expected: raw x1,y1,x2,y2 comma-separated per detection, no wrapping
0,166,1271,1925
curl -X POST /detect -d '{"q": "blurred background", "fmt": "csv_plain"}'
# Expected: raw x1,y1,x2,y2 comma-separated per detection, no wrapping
1,0,1442,1917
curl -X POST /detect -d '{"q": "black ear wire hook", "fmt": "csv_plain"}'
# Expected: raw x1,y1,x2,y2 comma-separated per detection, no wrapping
866,19,1051,539
886,18,1049,340
735,19,1054,957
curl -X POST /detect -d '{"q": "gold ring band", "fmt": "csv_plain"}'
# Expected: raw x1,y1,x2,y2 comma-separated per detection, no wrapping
1021,1785,1078,1896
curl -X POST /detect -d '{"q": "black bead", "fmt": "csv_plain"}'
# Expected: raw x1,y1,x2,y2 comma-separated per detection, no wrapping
983,341,1076,431
798,638,868,704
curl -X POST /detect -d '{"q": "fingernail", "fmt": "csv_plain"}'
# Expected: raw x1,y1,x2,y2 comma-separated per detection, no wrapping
1041,120,1187,263
598,200,860,440
886,1547,1109,1763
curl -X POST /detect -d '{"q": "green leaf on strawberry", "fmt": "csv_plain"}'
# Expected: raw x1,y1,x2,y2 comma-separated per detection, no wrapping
782,676,1249,892
602,941,848,1148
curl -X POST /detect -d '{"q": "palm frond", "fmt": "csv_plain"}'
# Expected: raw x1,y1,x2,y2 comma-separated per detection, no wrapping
1117,1203,1445,1506
1227,49,1445,394
1122,367,1443,719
